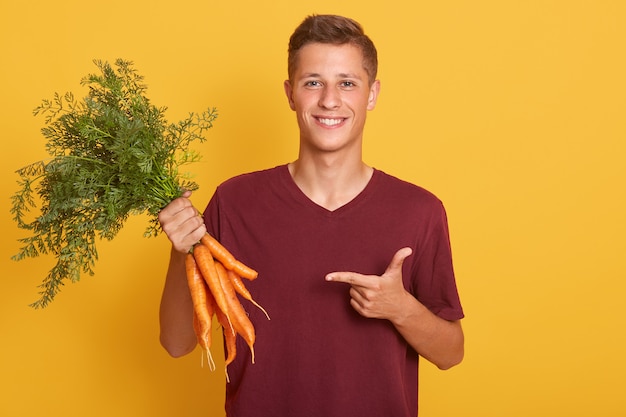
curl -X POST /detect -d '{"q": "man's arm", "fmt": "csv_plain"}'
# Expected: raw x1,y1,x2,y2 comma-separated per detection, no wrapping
325,247,464,370
157,192,207,357
389,293,464,370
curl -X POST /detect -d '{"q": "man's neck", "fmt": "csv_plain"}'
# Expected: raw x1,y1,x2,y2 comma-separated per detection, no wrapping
288,156,373,211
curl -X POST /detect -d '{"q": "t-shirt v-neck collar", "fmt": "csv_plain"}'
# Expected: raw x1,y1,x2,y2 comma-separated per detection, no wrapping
278,164,379,217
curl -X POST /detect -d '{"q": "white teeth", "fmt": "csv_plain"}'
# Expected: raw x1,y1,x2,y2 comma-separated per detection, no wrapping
318,118,343,126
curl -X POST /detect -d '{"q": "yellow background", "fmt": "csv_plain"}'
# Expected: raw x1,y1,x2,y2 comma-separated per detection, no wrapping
1,1,625,416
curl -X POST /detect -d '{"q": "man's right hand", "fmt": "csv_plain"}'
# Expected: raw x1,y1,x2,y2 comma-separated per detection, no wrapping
158,191,207,254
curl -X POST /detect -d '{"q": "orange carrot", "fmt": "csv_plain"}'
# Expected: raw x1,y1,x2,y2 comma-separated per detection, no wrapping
215,261,256,364
202,287,217,349
201,233,258,280
185,253,215,370
227,269,270,321
185,252,215,370
193,310,216,371
185,253,211,347
215,304,236,382
193,243,232,331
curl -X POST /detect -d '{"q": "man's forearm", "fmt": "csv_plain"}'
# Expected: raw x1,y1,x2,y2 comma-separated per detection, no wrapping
391,293,464,370
159,247,197,357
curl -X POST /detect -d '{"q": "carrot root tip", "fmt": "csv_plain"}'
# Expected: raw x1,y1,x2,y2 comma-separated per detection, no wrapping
207,350,216,372
199,348,216,372
252,300,270,321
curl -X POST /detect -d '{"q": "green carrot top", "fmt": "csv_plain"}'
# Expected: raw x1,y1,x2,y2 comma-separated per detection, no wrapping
10,59,217,308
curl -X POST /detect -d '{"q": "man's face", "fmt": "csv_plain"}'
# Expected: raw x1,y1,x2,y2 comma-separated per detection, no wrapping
284,42,380,155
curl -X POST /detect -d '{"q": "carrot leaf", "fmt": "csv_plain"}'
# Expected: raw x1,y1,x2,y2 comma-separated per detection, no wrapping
10,59,218,308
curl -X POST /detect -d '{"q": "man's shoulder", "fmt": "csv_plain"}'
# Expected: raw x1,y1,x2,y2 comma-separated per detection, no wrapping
375,169,443,206
219,164,286,190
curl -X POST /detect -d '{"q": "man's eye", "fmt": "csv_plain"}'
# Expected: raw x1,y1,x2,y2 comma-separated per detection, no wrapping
305,81,321,87
341,81,355,88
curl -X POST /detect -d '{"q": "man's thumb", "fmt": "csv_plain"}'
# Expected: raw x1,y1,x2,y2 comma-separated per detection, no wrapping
385,247,413,275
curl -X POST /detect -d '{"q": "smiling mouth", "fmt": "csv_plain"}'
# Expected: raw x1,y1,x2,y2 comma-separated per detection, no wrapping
317,117,345,126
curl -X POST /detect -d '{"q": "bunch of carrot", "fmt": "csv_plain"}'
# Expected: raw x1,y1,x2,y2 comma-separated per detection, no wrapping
185,233,269,381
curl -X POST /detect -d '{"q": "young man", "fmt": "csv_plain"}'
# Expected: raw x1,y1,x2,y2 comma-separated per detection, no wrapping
158,14,464,417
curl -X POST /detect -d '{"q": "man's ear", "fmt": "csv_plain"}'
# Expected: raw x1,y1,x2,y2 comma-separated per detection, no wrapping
367,79,381,111
284,80,296,111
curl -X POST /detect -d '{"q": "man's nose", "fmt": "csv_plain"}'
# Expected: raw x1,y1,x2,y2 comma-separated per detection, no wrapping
318,86,341,109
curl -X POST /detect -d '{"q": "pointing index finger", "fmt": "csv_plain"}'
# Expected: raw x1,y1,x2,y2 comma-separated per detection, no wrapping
325,272,366,285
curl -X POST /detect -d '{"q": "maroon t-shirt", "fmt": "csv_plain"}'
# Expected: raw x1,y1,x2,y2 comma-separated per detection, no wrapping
203,165,464,417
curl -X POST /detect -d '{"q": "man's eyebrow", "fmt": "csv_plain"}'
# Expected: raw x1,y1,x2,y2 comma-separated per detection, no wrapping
299,72,363,80
338,72,363,80
300,72,321,79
